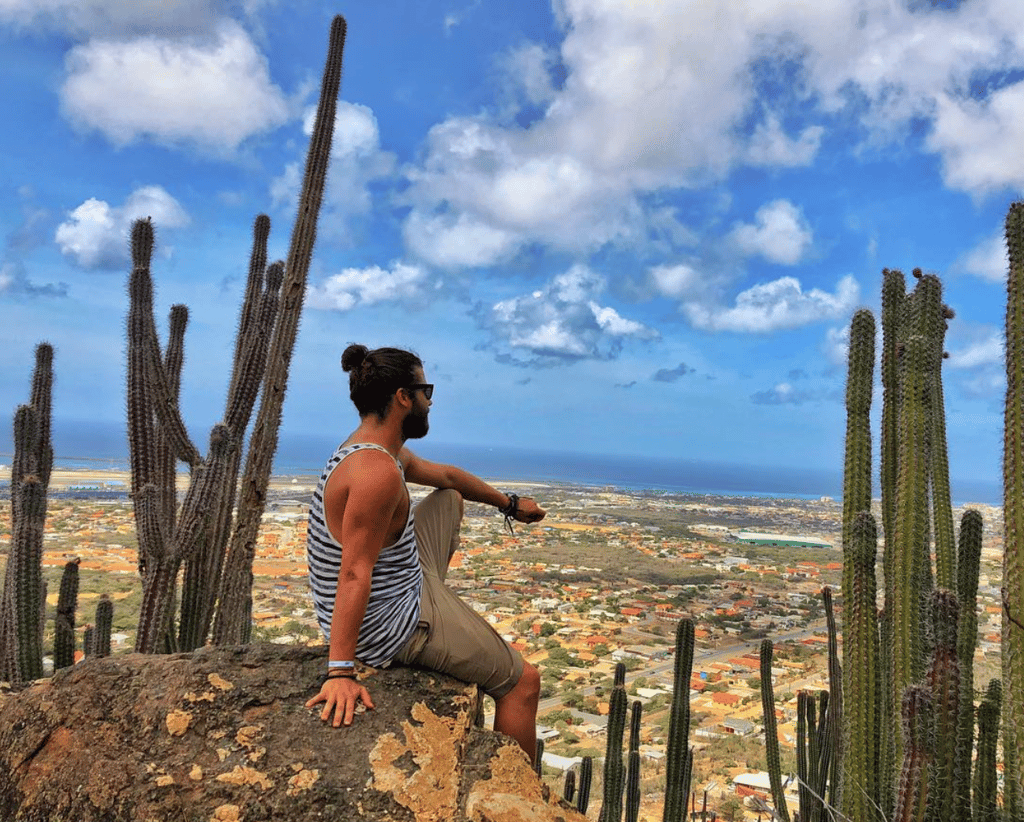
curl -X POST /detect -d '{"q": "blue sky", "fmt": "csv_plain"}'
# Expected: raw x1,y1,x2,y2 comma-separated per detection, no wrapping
0,0,1017,491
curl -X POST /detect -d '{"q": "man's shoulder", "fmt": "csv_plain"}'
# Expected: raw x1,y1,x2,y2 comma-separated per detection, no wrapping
328,446,405,496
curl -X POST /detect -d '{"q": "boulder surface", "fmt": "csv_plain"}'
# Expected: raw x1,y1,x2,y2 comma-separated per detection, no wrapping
0,643,585,822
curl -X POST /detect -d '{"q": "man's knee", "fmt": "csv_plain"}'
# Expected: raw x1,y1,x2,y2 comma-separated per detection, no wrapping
515,662,540,701
428,488,464,520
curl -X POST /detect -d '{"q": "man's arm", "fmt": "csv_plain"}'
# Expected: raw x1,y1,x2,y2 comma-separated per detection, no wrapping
401,449,545,523
305,458,403,726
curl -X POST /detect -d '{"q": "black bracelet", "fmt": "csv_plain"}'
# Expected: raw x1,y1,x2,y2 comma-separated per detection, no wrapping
499,493,519,534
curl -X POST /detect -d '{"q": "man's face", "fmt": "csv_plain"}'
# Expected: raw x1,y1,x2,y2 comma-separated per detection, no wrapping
401,369,430,440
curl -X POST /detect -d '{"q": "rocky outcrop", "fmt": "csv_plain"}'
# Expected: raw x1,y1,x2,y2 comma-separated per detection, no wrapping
0,644,585,822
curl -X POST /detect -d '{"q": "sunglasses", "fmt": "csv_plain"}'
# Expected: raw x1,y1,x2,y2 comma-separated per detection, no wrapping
405,383,434,400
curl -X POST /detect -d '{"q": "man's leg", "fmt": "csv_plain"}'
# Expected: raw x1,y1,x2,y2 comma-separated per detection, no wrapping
398,489,539,763
493,661,540,762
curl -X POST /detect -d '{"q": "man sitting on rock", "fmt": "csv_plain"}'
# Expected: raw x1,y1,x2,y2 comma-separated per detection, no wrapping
305,344,546,762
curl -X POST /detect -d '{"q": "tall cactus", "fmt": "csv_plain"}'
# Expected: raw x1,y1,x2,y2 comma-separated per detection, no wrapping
759,639,790,822
125,16,347,652
599,683,627,822
663,619,695,822
93,595,113,658
577,756,593,815
53,558,80,671
0,343,54,686
924,590,960,822
625,700,643,822
1004,200,1024,820
212,14,348,645
953,509,983,820
842,513,880,822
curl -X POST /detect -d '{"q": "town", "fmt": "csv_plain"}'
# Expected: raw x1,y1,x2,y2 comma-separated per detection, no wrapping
0,469,1007,820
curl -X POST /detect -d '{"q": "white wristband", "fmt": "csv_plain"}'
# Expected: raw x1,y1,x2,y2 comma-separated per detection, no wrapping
328,660,355,669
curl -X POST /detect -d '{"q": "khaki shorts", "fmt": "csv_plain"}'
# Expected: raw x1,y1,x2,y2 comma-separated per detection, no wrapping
391,489,524,700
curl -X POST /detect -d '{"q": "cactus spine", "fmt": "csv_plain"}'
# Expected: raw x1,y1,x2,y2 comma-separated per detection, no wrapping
53,558,80,671
0,343,54,686
663,619,694,822
212,14,348,645
1004,201,1024,820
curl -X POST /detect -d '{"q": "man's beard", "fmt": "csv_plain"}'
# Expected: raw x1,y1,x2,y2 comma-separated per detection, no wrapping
402,407,429,440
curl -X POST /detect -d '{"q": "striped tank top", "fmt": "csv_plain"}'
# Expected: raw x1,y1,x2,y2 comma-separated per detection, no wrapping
306,442,422,667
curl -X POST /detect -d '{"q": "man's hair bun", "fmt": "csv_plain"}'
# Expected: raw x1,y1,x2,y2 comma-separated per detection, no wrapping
341,344,369,372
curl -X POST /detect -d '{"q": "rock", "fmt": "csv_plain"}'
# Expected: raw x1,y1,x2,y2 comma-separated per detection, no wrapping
0,644,585,822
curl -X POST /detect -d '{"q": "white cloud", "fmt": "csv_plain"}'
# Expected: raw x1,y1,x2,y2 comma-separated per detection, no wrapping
0,0,222,37
272,102,395,234
823,324,850,367
960,232,1008,283
649,264,702,300
306,262,429,311
59,21,289,151
729,200,813,265
501,43,559,107
746,116,824,168
485,264,657,361
928,83,1024,195
55,186,189,269
948,331,1003,370
401,1,1024,268
683,273,859,333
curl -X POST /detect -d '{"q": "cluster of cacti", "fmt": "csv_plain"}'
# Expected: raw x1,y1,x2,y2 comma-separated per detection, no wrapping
53,559,80,671
0,343,54,686
124,14,347,653
1005,202,1024,819
754,259,1013,821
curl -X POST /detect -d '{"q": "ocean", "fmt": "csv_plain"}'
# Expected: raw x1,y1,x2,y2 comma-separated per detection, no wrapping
0,418,1003,504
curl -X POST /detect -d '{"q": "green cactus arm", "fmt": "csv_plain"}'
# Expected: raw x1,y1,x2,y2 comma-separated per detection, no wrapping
213,15,347,646
226,214,271,406
625,749,641,822
28,342,53,490
563,768,576,805
843,309,875,607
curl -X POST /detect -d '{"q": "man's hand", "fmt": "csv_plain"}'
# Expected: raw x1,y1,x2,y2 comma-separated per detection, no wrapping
306,676,375,727
514,497,546,524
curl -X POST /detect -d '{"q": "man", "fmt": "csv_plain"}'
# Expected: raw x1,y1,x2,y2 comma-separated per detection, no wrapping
305,344,546,762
